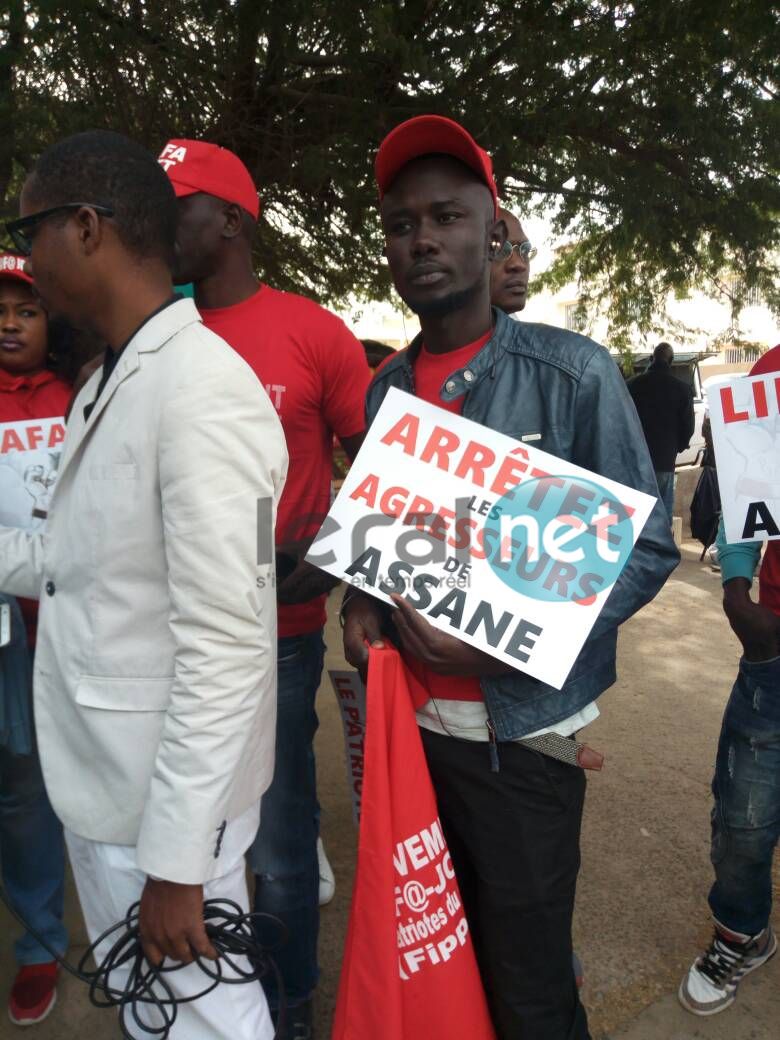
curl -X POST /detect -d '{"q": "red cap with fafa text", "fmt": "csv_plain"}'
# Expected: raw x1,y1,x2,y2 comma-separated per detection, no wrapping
375,115,498,215
0,252,33,285
158,139,260,219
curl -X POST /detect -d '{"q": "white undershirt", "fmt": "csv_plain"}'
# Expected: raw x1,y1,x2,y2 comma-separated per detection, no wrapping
416,698,599,742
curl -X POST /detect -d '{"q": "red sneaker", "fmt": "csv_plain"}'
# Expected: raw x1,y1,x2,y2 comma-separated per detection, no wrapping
8,962,59,1026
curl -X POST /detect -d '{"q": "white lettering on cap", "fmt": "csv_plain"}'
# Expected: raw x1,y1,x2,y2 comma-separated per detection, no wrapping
158,144,188,171
0,255,25,273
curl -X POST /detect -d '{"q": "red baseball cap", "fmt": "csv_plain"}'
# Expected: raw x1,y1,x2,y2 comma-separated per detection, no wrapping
375,115,498,215
0,252,34,286
159,139,260,220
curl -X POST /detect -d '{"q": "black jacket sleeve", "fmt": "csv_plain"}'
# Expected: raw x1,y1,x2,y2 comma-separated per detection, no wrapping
678,384,695,453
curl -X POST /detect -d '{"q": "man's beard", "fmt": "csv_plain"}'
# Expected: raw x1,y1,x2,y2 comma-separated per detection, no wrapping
402,279,484,320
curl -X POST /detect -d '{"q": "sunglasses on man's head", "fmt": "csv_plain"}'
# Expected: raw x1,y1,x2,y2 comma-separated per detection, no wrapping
5,203,114,256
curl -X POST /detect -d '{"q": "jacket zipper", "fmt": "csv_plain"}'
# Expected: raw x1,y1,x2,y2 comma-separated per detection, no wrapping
486,717,500,773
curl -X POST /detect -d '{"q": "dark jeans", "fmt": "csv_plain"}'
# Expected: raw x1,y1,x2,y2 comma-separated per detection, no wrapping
655,470,675,520
0,739,67,965
249,630,326,1010
709,656,780,936
420,728,591,1040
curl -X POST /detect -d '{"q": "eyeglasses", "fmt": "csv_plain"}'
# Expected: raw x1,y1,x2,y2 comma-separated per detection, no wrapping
6,203,115,255
496,240,537,263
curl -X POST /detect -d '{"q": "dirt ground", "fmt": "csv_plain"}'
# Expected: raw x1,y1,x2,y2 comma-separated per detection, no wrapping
2,540,778,1039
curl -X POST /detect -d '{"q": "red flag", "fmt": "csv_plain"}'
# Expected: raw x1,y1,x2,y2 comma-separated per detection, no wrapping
332,646,496,1040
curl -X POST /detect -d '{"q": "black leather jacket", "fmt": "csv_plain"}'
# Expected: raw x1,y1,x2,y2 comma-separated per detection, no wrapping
365,309,679,740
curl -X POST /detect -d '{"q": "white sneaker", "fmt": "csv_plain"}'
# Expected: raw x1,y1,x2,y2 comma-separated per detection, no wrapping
679,922,776,1015
707,544,721,572
317,837,335,906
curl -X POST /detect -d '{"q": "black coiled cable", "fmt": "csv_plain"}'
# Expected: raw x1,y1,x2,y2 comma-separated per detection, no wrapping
0,880,286,1039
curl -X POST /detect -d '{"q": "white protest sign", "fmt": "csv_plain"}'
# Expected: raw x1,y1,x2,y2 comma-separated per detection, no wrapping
328,670,366,824
0,418,66,531
308,388,656,690
710,371,780,543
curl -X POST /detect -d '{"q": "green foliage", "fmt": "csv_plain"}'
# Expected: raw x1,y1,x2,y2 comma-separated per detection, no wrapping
1,0,778,340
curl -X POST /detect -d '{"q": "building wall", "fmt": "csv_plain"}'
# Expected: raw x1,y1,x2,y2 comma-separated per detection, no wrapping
522,274,778,363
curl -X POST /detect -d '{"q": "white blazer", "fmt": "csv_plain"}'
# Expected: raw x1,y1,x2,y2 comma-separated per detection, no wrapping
0,299,287,883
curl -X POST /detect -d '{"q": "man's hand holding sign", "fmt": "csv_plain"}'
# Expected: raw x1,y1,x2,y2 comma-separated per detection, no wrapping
311,387,656,691
344,592,512,681
388,594,514,676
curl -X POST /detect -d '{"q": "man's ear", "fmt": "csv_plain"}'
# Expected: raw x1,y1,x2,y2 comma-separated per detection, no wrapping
222,202,243,240
489,216,508,259
74,206,106,257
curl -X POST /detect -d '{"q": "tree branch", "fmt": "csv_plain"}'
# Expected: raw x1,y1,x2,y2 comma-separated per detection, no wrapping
0,0,24,208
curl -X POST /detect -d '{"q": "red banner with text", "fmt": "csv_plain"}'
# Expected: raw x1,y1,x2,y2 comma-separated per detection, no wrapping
331,647,495,1040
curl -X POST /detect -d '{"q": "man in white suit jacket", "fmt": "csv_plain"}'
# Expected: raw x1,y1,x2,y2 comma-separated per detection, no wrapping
2,131,287,1038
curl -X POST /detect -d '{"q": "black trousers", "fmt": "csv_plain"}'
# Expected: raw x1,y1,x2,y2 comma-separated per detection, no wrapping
420,728,591,1040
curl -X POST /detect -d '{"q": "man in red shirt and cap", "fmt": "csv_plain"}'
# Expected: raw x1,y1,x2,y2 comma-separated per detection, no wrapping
160,139,371,1039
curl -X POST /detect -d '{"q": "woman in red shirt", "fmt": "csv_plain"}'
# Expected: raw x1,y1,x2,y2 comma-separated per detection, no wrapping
0,256,72,411
0,252,69,1026
0,255,72,640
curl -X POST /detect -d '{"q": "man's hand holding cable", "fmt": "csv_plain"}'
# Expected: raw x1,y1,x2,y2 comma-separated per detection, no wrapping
724,577,780,662
139,878,217,967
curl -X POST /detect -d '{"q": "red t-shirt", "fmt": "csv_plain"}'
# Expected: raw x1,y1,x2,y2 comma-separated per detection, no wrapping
200,286,371,637
749,344,780,615
0,368,72,646
0,367,72,422
404,331,492,701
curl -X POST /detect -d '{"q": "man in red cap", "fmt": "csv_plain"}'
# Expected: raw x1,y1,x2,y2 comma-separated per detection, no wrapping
343,115,679,1040
159,140,261,221
161,138,371,1040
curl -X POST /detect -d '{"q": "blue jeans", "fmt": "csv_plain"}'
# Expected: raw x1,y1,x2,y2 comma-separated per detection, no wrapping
249,630,325,1010
0,738,68,965
655,470,675,520
708,657,780,936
